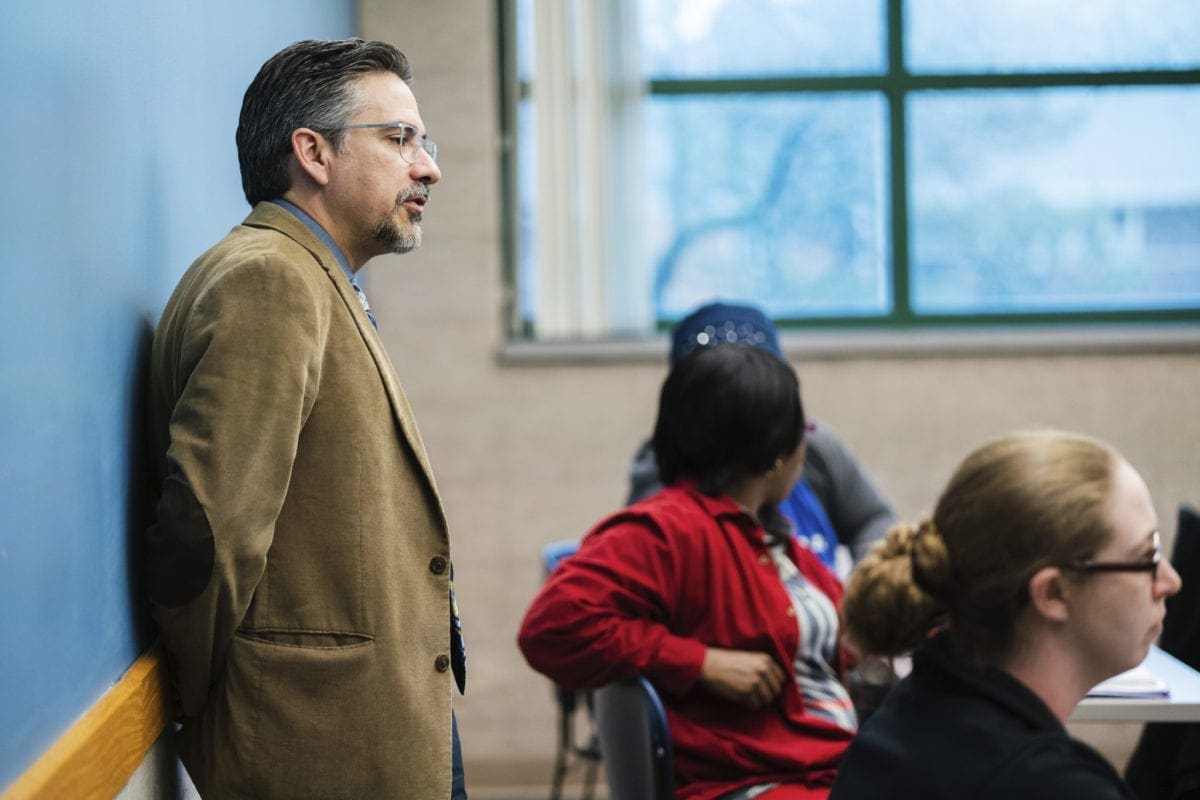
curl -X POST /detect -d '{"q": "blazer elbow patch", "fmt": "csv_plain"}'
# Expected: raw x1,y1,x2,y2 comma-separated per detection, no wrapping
146,475,215,607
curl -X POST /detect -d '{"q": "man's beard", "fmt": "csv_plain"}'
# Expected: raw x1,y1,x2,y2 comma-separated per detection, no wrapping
372,186,428,255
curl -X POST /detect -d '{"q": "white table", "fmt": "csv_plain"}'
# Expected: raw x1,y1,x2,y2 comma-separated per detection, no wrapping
1072,647,1200,723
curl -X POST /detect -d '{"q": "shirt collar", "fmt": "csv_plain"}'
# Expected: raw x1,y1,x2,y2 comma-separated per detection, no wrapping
918,631,1065,734
270,199,355,283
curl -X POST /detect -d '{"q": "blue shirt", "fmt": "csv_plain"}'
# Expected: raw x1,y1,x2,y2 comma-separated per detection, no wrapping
271,199,353,281
271,199,377,329
780,479,840,569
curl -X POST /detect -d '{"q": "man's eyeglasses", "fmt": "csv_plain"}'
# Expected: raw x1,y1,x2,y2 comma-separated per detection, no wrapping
1064,531,1162,580
333,121,437,164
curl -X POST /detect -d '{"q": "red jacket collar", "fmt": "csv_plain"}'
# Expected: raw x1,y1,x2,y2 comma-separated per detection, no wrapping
670,480,759,526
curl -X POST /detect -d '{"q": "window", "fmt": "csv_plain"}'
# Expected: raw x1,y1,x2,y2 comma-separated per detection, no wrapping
500,0,1200,339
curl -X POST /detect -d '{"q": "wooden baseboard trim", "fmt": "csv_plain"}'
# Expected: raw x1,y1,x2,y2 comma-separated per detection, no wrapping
2,645,170,800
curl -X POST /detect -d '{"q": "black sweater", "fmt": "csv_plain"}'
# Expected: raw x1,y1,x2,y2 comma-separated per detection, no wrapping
830,634,1135,800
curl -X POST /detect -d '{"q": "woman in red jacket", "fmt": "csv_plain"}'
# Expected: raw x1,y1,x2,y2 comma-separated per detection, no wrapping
518,344,855,800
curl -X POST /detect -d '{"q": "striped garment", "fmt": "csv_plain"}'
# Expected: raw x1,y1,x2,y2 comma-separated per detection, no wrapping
770,543,858,732
717,544,859,800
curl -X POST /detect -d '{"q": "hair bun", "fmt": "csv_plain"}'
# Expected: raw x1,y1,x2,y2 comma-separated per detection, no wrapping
842,520,949,657
909,518,953,600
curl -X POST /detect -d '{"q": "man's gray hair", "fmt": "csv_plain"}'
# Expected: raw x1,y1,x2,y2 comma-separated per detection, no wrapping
236,38,412,206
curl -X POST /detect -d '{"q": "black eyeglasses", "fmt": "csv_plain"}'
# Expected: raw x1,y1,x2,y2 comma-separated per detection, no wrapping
1065,531,1162,580
332,121,437,164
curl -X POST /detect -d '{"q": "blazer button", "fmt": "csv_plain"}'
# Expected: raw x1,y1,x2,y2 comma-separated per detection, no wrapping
429,556,448,575
435,654,451,672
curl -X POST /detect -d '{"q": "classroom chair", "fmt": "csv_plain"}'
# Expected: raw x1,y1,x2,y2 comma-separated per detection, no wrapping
594,676,675,800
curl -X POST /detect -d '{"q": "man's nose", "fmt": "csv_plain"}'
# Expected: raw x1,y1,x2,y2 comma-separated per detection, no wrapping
411,152,441,185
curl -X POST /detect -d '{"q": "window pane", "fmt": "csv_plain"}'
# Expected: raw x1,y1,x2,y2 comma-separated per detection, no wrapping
641,0,885,79
909,87,1200,314
907,0,1200,73
517,97,538,327
648,94,890,320
515,0,534,81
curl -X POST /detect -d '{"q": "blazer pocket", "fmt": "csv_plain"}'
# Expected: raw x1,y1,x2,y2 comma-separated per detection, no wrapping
221,631,381,800
235,628,374,649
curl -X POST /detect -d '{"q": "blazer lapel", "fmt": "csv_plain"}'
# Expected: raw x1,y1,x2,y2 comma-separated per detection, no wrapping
243,204,449,531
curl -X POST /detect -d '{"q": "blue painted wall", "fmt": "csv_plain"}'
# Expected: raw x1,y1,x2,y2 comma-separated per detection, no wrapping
0,2,354,789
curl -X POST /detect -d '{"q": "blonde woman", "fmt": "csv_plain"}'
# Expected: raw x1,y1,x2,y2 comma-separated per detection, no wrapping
830,430,1181,800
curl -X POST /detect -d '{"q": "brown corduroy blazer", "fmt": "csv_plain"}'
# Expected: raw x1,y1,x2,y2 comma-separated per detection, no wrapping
145,202,454,799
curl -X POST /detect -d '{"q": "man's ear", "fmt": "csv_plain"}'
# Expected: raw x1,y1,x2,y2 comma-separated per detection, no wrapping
1027,566,1072,623
290,128,333,187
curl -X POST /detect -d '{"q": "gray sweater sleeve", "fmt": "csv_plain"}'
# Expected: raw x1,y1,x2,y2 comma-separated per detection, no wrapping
802,423,895,562
626,439,664,505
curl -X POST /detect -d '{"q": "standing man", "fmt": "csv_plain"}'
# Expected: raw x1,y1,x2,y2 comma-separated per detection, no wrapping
145,39,466,799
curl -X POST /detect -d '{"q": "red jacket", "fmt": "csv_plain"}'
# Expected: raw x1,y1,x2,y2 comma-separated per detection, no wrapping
518,484,854,800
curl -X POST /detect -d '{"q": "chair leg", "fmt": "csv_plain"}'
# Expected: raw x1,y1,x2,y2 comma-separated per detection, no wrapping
580,757,598,800
549,747,567,800
549,705,571,800
549,691,604,800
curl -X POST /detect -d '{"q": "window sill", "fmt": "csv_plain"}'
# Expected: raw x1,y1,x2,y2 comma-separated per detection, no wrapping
496,323,1200,365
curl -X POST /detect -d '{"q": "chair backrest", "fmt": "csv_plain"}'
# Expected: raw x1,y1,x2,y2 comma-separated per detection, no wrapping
541,539,581,577
594,677,674,800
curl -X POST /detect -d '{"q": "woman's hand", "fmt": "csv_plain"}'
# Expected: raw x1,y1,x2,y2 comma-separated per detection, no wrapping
698,647,787,708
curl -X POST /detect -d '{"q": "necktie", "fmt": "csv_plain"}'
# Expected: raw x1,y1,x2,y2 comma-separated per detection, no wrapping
450,564,467,694
348,276,378,330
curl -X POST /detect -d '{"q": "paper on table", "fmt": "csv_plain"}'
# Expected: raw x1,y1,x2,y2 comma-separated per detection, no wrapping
1087,664,1170,698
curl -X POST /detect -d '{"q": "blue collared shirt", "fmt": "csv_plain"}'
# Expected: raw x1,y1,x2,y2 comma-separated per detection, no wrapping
270,199,354,280
271,199,377,329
